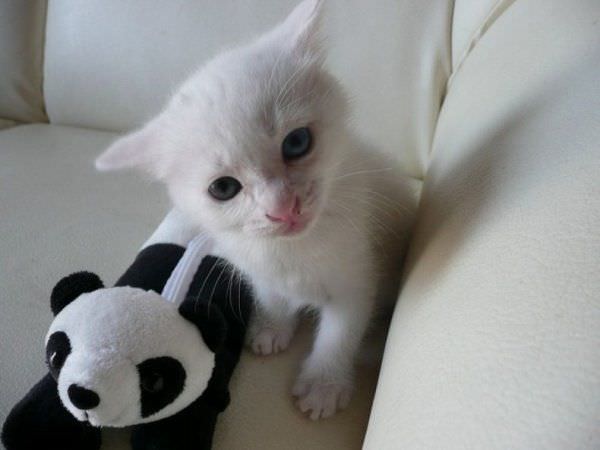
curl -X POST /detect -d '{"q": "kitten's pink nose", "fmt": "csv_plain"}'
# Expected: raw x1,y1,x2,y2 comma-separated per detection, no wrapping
266,196,302,224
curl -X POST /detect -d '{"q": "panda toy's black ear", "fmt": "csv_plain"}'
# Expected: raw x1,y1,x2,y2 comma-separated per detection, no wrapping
50,271,104,316
179,299,227,353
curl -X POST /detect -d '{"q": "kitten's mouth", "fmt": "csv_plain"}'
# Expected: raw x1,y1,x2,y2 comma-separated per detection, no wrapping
275,189,322,237
283,220,307,235
274,215,312,237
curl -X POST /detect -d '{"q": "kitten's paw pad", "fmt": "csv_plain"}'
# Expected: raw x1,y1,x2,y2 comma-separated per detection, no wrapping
249,327,293,356
292,377,352,420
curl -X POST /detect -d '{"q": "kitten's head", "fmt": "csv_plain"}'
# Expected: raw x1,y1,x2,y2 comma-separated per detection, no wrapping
96,0,347,239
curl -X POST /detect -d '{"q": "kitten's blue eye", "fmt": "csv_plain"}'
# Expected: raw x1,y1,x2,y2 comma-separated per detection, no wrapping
282,127,312,161
208,176,242,201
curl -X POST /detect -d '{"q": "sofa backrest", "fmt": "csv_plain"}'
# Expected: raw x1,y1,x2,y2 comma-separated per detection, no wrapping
44,1,458,178
1,1,516,178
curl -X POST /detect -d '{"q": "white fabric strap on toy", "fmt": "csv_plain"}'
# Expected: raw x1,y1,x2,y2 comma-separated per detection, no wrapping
161,234,214,305
141,209,201,250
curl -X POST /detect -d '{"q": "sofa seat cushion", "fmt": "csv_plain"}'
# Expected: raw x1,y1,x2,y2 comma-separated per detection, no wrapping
0,124,385,449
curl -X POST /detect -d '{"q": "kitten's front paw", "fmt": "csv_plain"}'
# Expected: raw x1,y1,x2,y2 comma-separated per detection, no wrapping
292,374,353,420
248,326,294,356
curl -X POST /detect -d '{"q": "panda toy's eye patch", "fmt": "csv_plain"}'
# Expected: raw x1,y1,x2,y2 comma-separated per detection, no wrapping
46,332,71,379
137,357,186,418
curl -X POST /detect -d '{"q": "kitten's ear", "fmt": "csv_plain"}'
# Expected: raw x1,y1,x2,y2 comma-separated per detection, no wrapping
95,119,165,177
277,0,324,57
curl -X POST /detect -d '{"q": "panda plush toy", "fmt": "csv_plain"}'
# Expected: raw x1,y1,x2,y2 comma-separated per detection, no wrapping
1,232,253,450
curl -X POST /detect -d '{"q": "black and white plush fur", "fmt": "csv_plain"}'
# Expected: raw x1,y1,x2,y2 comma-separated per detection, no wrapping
2,243,252,450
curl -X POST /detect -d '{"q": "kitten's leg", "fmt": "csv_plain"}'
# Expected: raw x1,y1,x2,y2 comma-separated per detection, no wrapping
292,290,373,420
247,291,298,356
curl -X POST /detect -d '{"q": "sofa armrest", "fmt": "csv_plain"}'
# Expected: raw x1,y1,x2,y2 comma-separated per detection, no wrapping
0,1,47,123
0,118,18,130
365,0,600,448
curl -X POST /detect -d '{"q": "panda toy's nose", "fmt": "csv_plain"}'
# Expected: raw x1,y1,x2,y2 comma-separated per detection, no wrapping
68,384,100,410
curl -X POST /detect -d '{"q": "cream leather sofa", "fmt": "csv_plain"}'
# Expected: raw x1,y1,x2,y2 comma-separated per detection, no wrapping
1,1,599,449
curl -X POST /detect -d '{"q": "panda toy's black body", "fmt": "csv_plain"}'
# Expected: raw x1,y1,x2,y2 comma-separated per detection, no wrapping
2,242,253,450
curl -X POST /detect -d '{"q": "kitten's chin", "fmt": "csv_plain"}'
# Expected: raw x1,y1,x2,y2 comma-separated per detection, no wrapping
242,214,316,240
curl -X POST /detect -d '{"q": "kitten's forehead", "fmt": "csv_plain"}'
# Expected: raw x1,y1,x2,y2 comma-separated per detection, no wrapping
160,1,341,180
177,43,321,132
166,58,324,179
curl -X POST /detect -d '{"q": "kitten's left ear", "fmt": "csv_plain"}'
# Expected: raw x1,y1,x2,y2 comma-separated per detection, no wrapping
277,0,324,57
95,116,168,178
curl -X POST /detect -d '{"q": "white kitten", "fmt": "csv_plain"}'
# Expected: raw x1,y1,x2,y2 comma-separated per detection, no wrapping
96,0,416,420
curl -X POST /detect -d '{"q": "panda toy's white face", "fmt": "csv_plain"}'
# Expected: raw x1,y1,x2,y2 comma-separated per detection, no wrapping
45,286,215,427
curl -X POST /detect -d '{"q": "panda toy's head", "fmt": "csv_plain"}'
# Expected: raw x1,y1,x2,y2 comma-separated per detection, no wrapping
45,272,226,428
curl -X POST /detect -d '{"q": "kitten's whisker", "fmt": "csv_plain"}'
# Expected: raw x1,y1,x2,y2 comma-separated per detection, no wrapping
208,261,229,313
329,200,387,248
337,192,408,219
332,190,407,242
336,194,398,222
236,269,245,326
263,48,288,121
225,262,239,323
336,188,413,216
276,57,312,109
365,214,402,239
279,82,332,114
338,204,392,251
361,191,414,216
195,258,221,312
266,48,286,93
333,208,363,237
279,86,317,114
332,167,393,181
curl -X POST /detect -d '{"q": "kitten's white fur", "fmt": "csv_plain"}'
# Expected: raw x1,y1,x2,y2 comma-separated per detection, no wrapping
96,0,416,420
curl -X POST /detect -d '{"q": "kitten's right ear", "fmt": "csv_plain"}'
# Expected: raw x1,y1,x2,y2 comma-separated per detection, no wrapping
277,0,324,58
95,118,165,177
